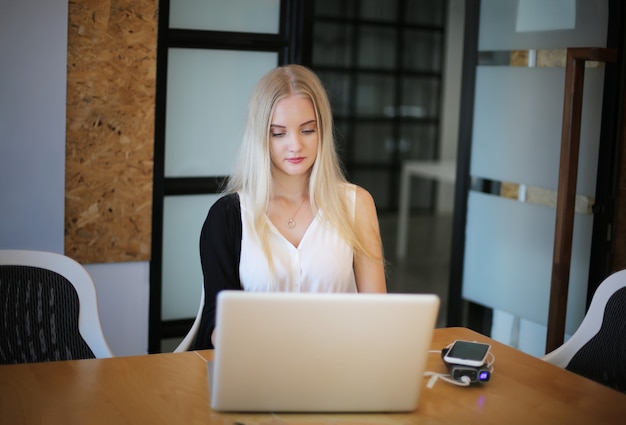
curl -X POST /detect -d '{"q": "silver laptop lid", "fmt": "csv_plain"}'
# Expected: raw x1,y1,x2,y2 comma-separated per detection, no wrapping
210,291,440,413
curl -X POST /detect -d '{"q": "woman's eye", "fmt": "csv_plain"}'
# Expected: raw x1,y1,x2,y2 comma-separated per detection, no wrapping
302,128,316,135
271,132,286,138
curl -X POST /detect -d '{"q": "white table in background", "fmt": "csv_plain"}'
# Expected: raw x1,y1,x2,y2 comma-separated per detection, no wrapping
396,160,456,259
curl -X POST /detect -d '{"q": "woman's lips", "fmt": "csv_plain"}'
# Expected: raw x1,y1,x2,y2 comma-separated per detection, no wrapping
287,157,304,164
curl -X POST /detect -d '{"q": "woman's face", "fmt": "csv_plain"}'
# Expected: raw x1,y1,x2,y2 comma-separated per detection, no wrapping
268,94,319,179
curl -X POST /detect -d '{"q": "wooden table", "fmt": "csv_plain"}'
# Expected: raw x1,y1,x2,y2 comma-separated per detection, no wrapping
1,327,624,424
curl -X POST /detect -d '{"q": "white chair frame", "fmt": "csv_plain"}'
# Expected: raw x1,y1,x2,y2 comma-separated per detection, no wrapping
174,286,205,353
0,249,114,359
543,269,626,367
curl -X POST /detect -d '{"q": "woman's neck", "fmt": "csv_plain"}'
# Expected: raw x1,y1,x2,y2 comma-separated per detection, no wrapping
271,174,309,201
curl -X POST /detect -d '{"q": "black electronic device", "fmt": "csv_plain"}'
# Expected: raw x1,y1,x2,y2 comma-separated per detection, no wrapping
441,345,491,384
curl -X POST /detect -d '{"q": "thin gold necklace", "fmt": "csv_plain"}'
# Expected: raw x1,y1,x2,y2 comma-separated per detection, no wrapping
286,197,307,229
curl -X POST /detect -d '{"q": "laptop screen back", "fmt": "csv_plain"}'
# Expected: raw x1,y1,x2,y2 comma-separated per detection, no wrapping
210,291,440,413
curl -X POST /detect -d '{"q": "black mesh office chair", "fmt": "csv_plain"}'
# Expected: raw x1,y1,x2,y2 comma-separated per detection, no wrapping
0,249,113,364
543,269,626,393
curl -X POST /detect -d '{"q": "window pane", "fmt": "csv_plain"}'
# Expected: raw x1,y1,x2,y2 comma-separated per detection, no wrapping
404,29,443,72
162,194,220,321
334,120,351,161
355,74,395,116
358,25,396,69
360,0,397,22
165,49,277,177
313,23,354,67
318,71,353,116
399,123,437,159
406,0,445,26
352,123,394,162
169,0,280,33
400,76,440,118
315,0,356,18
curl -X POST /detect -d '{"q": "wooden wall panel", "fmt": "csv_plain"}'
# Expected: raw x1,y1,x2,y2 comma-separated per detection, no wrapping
65,0,157,263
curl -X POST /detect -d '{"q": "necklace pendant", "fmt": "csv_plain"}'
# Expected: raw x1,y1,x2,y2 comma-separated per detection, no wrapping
287,218,296,229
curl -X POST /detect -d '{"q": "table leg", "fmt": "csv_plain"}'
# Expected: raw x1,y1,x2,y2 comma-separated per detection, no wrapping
396,164,411,259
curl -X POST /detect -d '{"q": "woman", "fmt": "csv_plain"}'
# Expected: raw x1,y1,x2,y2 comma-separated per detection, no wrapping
193,64,386,349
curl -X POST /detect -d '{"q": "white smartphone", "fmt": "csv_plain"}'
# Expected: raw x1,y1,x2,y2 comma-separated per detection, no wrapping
443,340,491,367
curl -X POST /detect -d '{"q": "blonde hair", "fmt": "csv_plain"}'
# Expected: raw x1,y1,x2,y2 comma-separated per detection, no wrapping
226,64,377,275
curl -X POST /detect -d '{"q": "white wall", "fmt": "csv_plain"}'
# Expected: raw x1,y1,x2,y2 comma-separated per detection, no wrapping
0,0,149,357
0,0,66,253
84,262,149,356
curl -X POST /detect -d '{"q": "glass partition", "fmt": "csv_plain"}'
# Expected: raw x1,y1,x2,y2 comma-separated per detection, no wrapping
463,192,592,335
165,49,278,177
169,0,280,33
479,0,607,50
162,194,220,320
154,0,287,352
162,49,277,328
462,0,609,352
471,66,604,195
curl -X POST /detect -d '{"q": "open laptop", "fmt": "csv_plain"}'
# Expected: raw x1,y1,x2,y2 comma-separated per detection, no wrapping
209,291,440,413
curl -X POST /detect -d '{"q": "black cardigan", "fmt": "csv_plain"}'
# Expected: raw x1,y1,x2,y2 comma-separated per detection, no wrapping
193,193,242,350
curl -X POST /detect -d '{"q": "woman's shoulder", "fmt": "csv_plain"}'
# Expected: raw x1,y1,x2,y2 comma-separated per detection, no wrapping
350,185,378,224
346,183,375,206
335,183,376,217
212,192,240,208
208,192,241,219
338,181,358,197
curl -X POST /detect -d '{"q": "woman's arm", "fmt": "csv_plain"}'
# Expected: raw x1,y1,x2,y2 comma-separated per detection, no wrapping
353,186,387,293
193,193,243,349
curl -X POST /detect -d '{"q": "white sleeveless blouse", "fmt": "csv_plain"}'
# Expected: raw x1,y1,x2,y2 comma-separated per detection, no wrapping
239,183,357,293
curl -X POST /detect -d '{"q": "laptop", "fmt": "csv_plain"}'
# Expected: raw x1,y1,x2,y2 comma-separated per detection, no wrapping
209,291,440,413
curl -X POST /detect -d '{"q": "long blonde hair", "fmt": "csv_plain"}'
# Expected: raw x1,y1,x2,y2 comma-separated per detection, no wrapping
226,64,378,273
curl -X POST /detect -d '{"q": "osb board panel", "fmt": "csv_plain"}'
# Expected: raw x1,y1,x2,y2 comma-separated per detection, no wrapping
65,0,157,263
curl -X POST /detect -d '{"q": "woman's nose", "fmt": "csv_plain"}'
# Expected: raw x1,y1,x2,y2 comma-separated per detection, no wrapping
288,133,303,151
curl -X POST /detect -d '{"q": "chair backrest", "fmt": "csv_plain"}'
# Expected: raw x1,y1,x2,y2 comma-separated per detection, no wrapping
0,249,113,364
543,269,626,393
